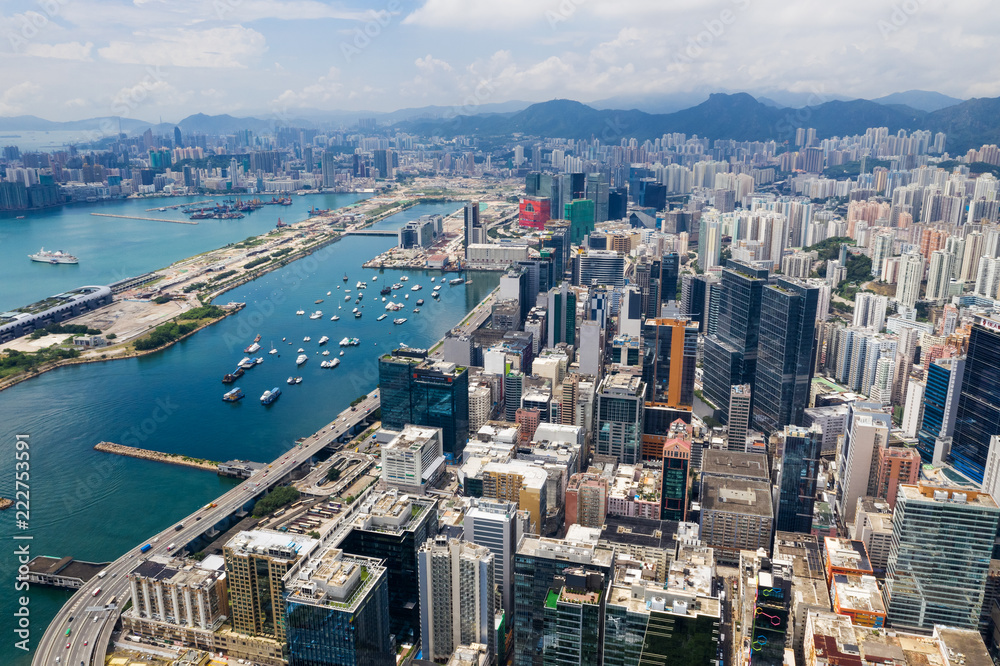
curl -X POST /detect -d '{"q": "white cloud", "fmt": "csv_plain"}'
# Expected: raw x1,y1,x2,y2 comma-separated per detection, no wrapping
0,82,42,115
23,41,94,61
272,67,343,108
64,97,89,108
404,0,546,29
98,26,266,68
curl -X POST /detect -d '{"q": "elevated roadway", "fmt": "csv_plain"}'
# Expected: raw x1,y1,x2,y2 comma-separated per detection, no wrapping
32,391,380,666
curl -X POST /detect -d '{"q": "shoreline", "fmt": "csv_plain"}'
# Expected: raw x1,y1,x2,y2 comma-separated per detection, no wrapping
0,195,447,393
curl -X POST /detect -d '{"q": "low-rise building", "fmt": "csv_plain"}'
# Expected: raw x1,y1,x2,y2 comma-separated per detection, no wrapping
699,478,774,564
380,424,446,494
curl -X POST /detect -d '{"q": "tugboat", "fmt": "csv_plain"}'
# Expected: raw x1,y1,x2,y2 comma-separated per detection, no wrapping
260,387,281,405
223,387,245,402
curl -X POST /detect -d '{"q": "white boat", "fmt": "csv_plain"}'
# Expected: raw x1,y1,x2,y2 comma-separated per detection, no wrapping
382,297,386,302
400,276,409,281
297,347,305,353
413,308,420,313
318,336,329,345
345,295,351,301
327,291,331,295
393,318,407,325
392,283,403,290
411,285,422,291
309,311,322,319
268,346,278,355
331,315,340,321
296,354,308,365
377,314,387,321
405,294,409,299
255,357,264,364
28,248,79,264
372,276,378,281
238,356,255,369
449,278,464,285
339,350,345,356
245,342,261,354
331,357,340,367
352,307,359,314
303,336,311,342
433,285,441,291
322,350,330,356
295,309,305,315
431,277,436,282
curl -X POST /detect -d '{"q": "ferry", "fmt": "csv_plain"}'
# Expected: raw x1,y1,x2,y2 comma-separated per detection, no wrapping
29,248,79,264
296,309,305,315
296,354,308,365
223,388,244,402
310,311,323,319
244,342,261,354
260,387,281,405
393,318,407,325
318,336,329,345
377,314,387,321
449,278,464,285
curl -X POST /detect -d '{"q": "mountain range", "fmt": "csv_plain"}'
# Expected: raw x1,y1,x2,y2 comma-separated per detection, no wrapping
1,90,995,154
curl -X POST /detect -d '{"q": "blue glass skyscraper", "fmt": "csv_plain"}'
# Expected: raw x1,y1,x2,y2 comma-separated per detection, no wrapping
951,319,1000,482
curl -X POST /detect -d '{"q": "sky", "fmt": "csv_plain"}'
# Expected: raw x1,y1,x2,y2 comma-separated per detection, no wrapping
0,0,997,122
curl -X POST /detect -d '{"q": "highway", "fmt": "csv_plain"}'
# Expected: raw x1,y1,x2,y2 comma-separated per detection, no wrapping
32,390,381,666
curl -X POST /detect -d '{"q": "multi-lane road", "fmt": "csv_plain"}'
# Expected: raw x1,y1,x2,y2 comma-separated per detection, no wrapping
32,391,381,666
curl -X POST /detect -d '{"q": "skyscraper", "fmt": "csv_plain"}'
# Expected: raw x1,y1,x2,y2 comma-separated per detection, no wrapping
640,317,698,409
464,201,483,258
660,435,691,522
727,384,751,452
285,549,393,666
378,348,470,461
542,569,607,666
925,249,955,302
752,277,820,434
546,284,576,348
702,260,770,423
564,199,595,244
464,499,526,620
418,537,496,664
595,371,646,464
774,425,821,534
884,483,1000,632
951,317,1000,482
916,357,964,464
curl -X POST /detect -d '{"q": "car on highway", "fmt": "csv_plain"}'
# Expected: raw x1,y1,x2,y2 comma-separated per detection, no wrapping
83,641,89,647
66,642,70,649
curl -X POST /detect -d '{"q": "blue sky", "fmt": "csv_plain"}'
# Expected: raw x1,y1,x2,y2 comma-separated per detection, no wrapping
0,0,996,121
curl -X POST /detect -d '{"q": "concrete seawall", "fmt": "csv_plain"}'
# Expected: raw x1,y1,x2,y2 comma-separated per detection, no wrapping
94,441,219,472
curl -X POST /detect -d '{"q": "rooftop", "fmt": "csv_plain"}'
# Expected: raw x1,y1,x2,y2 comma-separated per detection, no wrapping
224,530,317,562
700,478,773,518
824,538,873,574
286,548,384,612
701,450,770,481
831,574,885,615
899,482,1000,509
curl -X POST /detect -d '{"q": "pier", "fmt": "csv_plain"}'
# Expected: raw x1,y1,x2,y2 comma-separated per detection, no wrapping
145,200,212,211
90,213,198,225
342,228,399,236
94,441,219,471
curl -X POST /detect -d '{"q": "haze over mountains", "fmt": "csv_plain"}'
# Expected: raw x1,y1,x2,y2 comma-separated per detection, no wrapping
0,90,994,154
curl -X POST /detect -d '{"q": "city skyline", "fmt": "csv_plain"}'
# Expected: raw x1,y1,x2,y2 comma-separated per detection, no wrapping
0,0,997,121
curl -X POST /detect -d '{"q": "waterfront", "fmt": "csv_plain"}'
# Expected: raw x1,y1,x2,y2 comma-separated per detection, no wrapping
0,192,368,313
0,200,499,666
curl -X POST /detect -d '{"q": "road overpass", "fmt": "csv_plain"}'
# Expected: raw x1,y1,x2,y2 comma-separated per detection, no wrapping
32,390,381,666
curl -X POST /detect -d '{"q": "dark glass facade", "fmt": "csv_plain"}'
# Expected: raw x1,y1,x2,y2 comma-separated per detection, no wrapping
752,279,819,435
952,322,1000,482
701,261,770,423
917,359,953,463
378,349,469,462
286,568,393,666
775,427,821,534
641,318,697,408
338,503,436,645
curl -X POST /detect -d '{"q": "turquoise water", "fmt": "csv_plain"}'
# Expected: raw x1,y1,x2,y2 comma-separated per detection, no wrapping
0,192,368,312
0,200,499,665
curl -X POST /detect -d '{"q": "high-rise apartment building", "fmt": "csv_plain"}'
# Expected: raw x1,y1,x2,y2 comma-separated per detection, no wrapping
464,201,483,258
464,499,527,619
418,537,496,664
595,371,646,464
565,473,609,529
884,483,1000,632
224,531,319,643
894,251,924,310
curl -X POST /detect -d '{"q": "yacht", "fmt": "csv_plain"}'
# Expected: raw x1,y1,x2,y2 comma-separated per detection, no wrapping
345,294,351,301
331,315,340,321
296,354,308,365
411,284,422,291
400,276,409,282
303,336,311,342
295,309,305,315
318,336,329,345
309,310,323,319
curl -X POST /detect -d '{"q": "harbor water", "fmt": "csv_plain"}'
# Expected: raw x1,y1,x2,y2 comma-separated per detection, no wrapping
0,198,499,665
